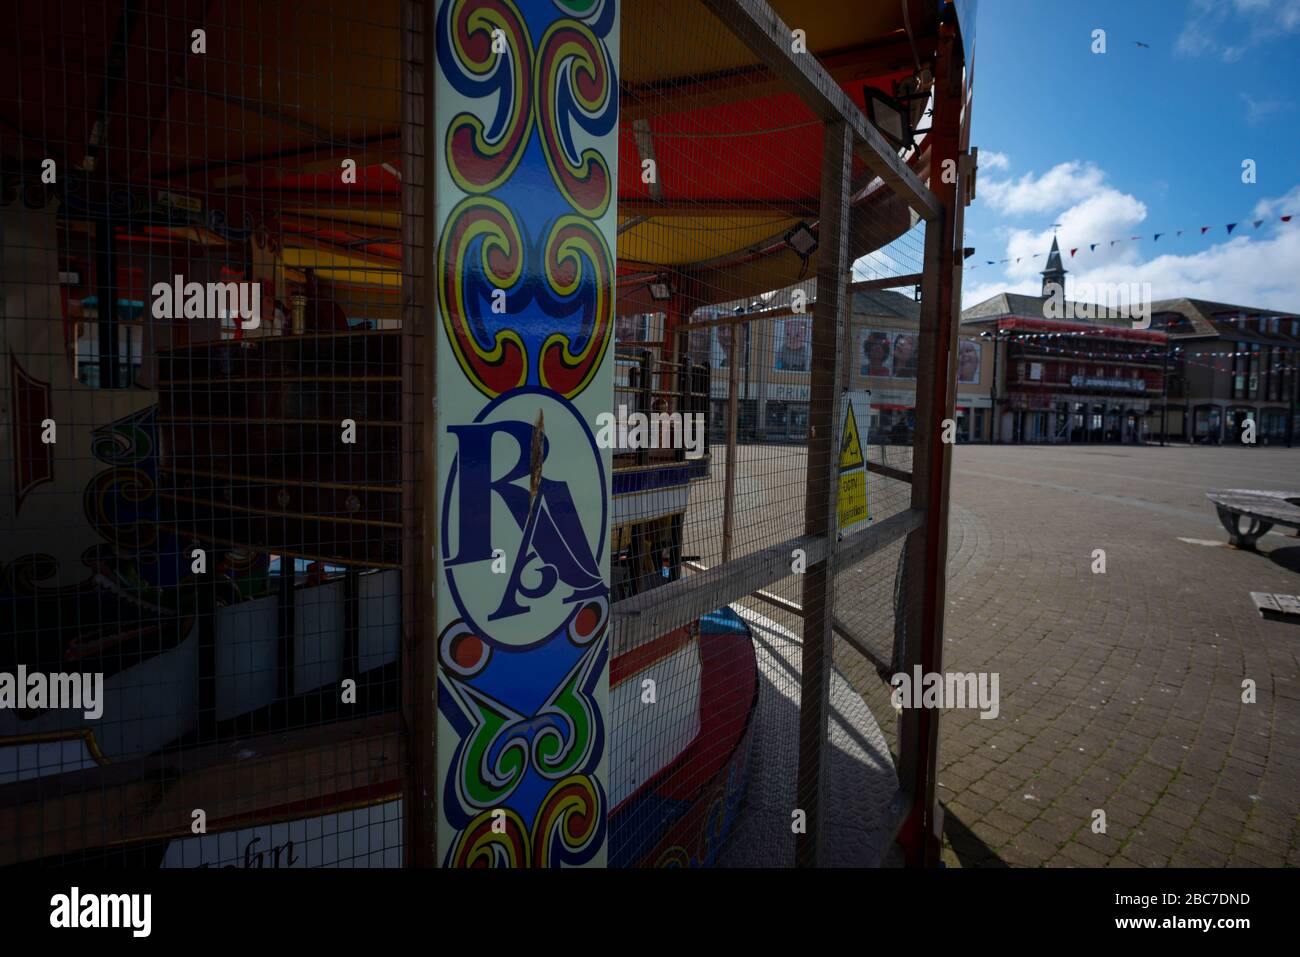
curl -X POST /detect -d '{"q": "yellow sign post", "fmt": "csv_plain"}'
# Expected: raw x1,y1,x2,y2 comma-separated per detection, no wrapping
837,393,871,533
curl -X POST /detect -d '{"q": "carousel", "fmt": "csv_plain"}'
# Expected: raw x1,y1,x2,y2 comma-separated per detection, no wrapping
0,0,973,866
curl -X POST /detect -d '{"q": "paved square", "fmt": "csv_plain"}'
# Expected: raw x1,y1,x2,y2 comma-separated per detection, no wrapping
939,444,1300,867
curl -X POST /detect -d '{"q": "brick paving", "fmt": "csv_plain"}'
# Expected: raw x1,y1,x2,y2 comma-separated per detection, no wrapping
937,444,1300,868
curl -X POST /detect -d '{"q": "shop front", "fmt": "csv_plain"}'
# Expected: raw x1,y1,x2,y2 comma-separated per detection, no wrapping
1006,392,1152,444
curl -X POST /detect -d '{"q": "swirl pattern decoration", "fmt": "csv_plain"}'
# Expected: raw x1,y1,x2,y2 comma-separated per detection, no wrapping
535,19,616,218
434,0,617,868
449,806,531,868
532,774,605,868
538,215,613,397
439,0,535,194
438,197,529,398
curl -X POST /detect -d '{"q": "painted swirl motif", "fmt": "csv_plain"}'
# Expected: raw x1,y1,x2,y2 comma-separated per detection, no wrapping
534,18,616,218
441,677,531,812
438,196,529,398
532,774,605,867
1,554,92,597
84,467,158,552
439,0,534,194
530,639,605,779
538,214,612,397
656,845,691,868
449,806,531,867
90,420,152,465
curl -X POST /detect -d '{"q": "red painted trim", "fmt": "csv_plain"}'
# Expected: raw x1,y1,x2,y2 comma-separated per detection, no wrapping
610,624,694,688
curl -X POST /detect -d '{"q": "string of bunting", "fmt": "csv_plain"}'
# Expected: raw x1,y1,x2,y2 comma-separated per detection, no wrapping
966,212,1297,271
996,314,1299,335
1017,340,1300,373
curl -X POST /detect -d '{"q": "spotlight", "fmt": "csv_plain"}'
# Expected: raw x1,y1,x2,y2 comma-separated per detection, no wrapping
784,221,818,257
863,87,914,151
648,278,672,302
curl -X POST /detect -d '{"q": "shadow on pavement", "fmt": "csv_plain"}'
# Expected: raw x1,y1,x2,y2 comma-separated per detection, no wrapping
942,806,1008,868
1265,544,1300,576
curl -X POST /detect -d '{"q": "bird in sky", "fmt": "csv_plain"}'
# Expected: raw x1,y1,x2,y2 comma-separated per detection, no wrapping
1134,41,1150,48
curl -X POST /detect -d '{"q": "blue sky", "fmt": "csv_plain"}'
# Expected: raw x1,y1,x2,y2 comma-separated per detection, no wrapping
960,0,1300,309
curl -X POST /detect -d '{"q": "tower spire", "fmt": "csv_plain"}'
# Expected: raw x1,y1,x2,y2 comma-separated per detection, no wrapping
1041,235,1067,298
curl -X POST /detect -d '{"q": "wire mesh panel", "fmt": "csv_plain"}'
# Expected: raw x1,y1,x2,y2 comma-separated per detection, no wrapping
607,1,951,867
1,0,410,867
2,0,966,870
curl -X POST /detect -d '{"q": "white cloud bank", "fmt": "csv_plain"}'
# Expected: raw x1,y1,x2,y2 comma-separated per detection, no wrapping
1176,0,1300,61
964,162,1300,312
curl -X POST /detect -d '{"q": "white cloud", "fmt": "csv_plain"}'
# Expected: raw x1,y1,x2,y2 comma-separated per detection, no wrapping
1068,221,1300,310
1241,92,1291,125
1177,0,1300,61
1254,183,1300,218
964,171,1300,312
980,151,1010,172
972,161,1149,282
978,161,1110,217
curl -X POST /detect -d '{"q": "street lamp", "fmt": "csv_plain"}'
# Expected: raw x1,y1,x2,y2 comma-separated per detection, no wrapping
979,327,1011,443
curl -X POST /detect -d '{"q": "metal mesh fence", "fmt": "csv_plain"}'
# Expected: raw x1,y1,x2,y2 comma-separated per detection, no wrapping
2,0,408,867
2,0,960,868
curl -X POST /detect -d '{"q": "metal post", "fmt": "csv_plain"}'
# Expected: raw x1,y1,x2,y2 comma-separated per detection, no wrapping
722,331,741,563
793,119,853,868
400,0,438,867
277,557,295,700
95,216,120,388
989,332,1000,443
897,22,964,868
743,323,753,440
1161,345,1169,446
1288,347,1297,448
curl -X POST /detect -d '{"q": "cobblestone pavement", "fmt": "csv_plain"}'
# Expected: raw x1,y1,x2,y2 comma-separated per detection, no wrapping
938,444,1300,868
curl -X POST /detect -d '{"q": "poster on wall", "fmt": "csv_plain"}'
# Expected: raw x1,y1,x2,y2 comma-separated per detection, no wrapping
958,337,981,384
856,328,982,383
711,323,747,370
433,0,619,867
859,329,911,378
773,316,811,371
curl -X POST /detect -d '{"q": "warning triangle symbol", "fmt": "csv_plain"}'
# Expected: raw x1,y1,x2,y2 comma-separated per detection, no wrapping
839,403,864,471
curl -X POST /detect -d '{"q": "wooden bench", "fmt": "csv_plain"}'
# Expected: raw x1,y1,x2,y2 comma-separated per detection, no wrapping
1206,489,1300,550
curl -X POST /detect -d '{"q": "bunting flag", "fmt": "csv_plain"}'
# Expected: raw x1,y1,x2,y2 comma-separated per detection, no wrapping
1006,340,1300,375
964,211,1297,271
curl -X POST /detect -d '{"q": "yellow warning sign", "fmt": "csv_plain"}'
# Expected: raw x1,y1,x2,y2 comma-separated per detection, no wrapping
838,469,868,529
839,403,864,472
837,397,869,532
